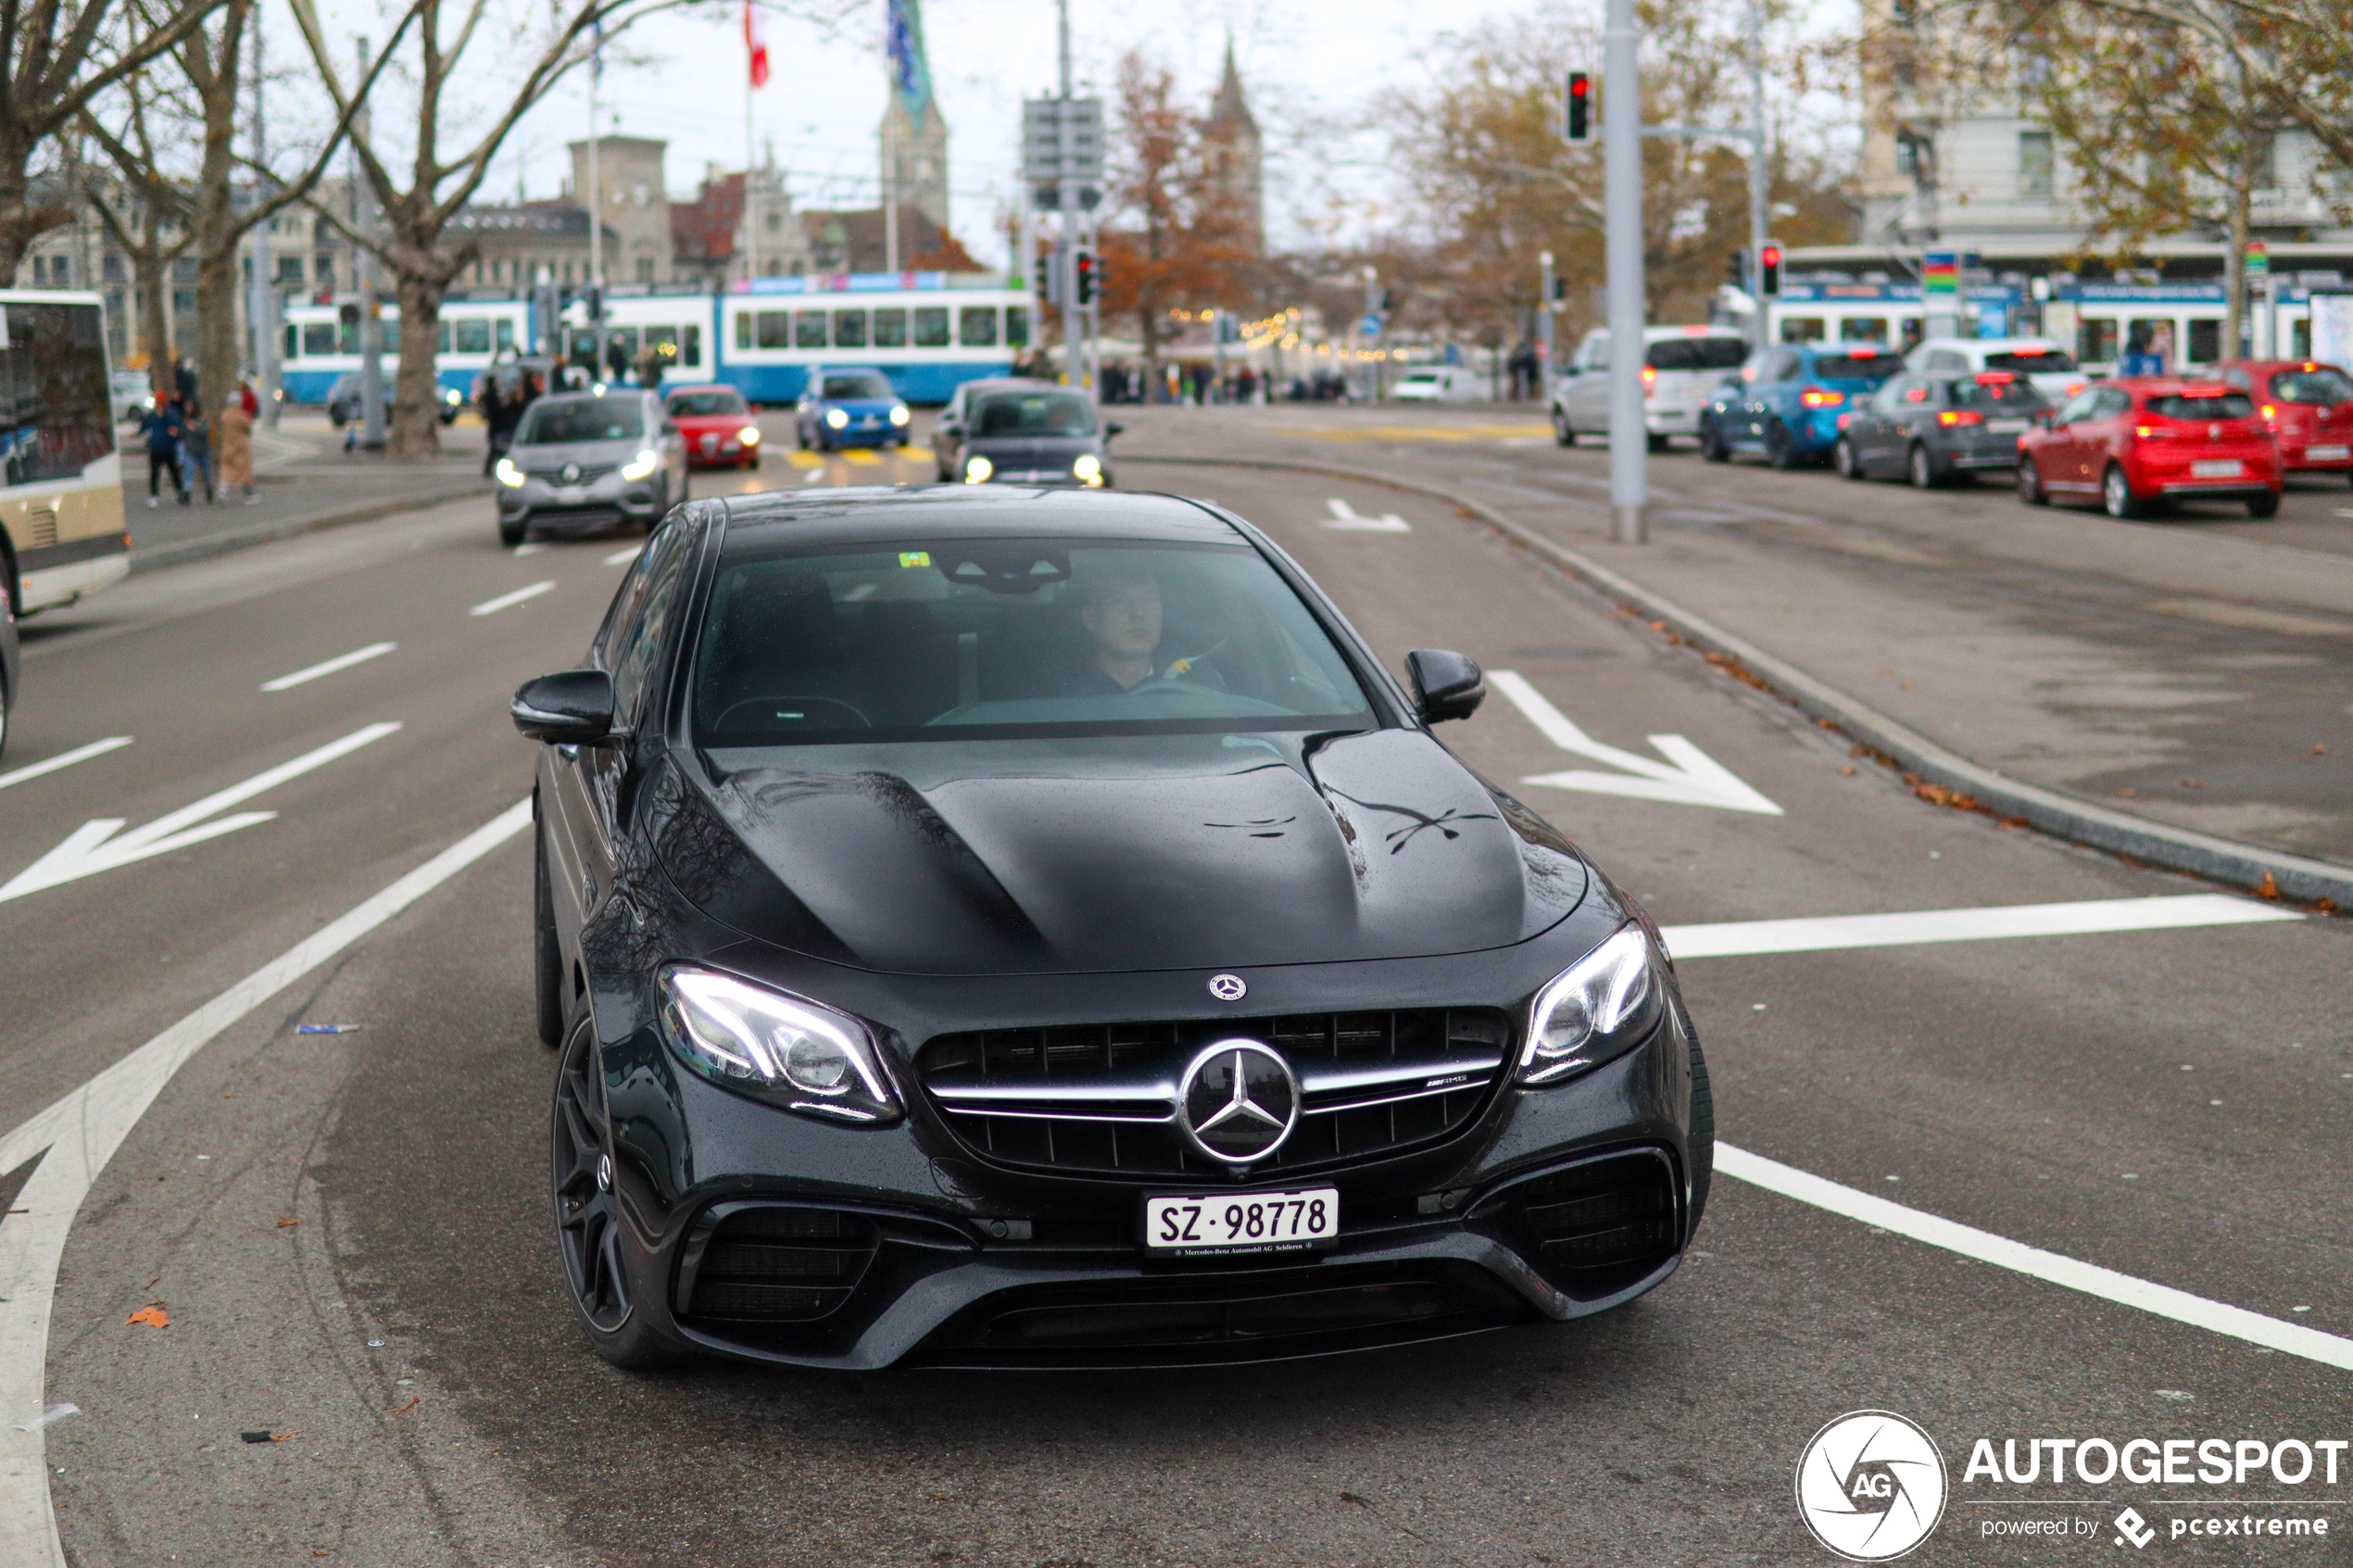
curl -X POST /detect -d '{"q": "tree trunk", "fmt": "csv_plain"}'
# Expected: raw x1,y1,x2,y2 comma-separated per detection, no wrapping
390,267,446,457
192,0,252,419
2222,160,2251,365
136,224,174,392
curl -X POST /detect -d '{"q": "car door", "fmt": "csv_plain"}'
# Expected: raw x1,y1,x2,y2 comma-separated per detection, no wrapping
2040,388,2102,492
2074,386,2133,489
1855,378,1911,472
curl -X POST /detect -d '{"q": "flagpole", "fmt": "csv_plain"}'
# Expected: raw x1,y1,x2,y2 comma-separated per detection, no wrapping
744,0,760,288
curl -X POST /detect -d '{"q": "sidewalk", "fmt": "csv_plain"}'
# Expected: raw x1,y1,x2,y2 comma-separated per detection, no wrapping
1115,404,2353,873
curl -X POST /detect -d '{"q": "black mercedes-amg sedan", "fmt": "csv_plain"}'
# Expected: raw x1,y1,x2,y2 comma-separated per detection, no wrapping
513,484,1712,1370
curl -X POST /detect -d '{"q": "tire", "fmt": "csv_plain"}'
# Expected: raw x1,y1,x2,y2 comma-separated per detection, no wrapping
676,472,689,504
2017,458,2047,507
498,515,526,547
1554,408,1576,447
1647,433,1670,454
1833,436,1864,481
0,580,12,766
552,1017,686,1370
2246,492,2280,519
1686,1022,1714,1239
1765,419,1800,470
1907,443,1938,489
534,829,564,1047
2102,462,2144,519
1699,418,1729,463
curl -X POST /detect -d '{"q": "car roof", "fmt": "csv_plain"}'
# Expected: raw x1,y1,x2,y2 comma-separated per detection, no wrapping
715,485,1245,556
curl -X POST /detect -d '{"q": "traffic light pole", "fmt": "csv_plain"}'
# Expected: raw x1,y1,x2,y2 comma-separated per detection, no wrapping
1746,0,1768,352
1603,0,1644,544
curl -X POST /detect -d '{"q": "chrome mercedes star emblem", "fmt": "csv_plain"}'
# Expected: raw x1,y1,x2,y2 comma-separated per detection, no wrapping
1175,1040,1299,1166
1207,972,1247,1002
560,461,581,483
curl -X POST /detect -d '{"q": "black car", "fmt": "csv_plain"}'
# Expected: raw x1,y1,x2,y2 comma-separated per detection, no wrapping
512,485,1711,1370
932,379,1121,487
325,370,460,427
1834,370,2050,487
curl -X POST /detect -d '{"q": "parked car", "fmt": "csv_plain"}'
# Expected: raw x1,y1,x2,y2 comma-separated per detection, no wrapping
492,389,688,546
1903,336,2085,403
1553,326,1751,449
1833,370,2050,487
2016,377,2282,519
794,367,910,451
931,378,1120,487
1698,342,1906,468
327,371,460,427
2214,359,2353,484
110,369,155,424
1393,366,1485,403
664,383,761,470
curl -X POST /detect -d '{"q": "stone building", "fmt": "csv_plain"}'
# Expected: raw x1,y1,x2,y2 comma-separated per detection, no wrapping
1202,40,1264,257
879,0,950,235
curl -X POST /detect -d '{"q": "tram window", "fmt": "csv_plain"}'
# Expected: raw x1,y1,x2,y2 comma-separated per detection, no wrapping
1840,317,1889,343
833,308,869,348
303,322,336,356
384,319,401,352
2186,318,2221,363
1778,317,1826,343
873,307,909,347
611,327,640,358
2292,319,2310,359
2078,318,2119,363
284,323,299,359
1007,306,1031,348
757,311,790,349
959,307,999,347
794,310,828,349
453,318,492,354
913,307,950,348
641,325,680,367
497,318,515,352
734,312,750,350
436,321,452,353
681,324,702,367
1900,317,1924,350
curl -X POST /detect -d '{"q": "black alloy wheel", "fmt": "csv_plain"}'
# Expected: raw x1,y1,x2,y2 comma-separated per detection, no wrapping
2101,463,2144,520
1699,418,1729,462
1765,420,1800,470
551,1017,680,1369
2017,458,2048,507
534,827,564,1047
1647,433,1670,454
1908,443,1939,489
1554,408,1576,447
1833,436,1864,481
2246,492,2280,518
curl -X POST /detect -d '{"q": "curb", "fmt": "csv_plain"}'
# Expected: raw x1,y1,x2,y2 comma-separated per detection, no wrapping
130,483,486,575
1125,449,2353,910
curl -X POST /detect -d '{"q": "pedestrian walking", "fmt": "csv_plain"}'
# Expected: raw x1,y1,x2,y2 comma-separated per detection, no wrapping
219,390,258,503
138,392,188,507
174,356,199,411
181,402,218,503
480,376,510,476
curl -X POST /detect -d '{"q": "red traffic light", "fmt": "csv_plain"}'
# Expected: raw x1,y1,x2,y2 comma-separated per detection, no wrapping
1759,244,1782,295
1564,70,1592,143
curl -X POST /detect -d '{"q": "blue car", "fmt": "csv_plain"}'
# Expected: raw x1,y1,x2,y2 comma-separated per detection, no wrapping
1698,343,1906,468
794,366,912,451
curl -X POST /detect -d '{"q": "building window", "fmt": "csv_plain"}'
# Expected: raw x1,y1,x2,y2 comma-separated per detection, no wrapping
635,257,654,283
317,254,335,282
275,257,302,284
2019,131,2054,198
1894,134,1923,177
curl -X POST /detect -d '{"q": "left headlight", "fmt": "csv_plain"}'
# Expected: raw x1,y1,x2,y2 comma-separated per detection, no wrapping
443,387,462,405
1519,925,1665,1085
825,408,849,429
738,425,761,444
964,453,994,483
660,967,901,1125
1072,453,1102,483
494,457,526,487
888,404,911,426
620,448,661,481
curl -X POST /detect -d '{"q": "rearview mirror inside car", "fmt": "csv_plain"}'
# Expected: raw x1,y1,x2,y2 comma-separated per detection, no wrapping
1406,648,1485,724
511,670,617,744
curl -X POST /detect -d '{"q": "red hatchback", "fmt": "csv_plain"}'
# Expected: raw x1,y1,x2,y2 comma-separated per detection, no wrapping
2017,377,2283,519
2215,358,2353,484
662,383,761,470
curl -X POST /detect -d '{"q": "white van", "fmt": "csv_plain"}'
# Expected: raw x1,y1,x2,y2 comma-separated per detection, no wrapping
1392,365,1484,403
1904,337,2086,402
1551,325,1751,447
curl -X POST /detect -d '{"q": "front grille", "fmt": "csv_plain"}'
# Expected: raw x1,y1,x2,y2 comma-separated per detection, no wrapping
684,1206,878,1323
525,461,615,483
1504,1150,1680,1298
918,1009,1511,1180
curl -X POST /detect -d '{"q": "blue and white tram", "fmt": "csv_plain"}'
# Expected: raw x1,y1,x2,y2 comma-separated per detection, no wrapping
715,275,1029,404
558,292,719,387
278,296,535,405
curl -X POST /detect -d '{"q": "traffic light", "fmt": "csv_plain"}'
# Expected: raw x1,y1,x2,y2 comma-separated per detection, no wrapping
1551,273,1567,304
1564,71,1592,144
1073,248,1097,307
1759,244,1781,296
1728,247,1748,288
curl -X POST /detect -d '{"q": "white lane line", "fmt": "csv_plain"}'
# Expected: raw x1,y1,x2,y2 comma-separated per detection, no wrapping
258,642,396,693
1717,1144,2353,1371
0,797,533,1567
1323,496,1411,532
510,542,550,557
1661,893,2299,960
602,546,641,566
0,737,132,792
0,722,401,903
1491,669,1784,815
469,581,555,617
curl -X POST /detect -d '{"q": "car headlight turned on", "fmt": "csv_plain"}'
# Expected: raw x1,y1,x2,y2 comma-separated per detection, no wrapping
964,454,993,483
738,425,761,445
825,408,849,430
888,404,911,426
620,448,661,481
1072,452,1103,485
1520,925,1664,1085
660,967,900,1125
443,387,462,405
494,457,527,487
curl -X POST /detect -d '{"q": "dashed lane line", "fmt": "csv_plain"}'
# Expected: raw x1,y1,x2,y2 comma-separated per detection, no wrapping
258,642,396,692
602,546,642,566
468,581,555,617
0,738,132,793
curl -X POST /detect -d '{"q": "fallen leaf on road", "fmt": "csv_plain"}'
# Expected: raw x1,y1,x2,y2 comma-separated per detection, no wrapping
384,1397,419,1417
126,1306,170,1328
2256,872,2281,899
276,1216,302,1228
2315,745,2328,755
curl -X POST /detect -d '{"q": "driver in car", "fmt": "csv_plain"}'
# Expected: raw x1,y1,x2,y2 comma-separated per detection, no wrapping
1061,572,1223,696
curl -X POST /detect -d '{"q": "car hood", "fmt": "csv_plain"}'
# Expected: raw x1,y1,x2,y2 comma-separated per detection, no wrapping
965,433,1101,462
652,728,1589,976
672,413,748,432
823,398,901,413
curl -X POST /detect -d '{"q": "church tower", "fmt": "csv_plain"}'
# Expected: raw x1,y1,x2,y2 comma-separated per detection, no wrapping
1202,38,1264,257
881,0,950,234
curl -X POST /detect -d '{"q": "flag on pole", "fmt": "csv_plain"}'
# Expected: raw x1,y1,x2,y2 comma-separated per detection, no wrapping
745,0,770,87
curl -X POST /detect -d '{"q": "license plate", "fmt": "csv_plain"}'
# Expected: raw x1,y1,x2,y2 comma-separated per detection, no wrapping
1986,418,2028,433
2307,444,2349,460
700,434,718,452
2191,459,2243,478
555,485,586,503
1145,1188,1339,1254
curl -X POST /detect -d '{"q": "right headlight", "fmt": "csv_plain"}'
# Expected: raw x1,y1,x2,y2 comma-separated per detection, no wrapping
494,457,526,487
1519,925,1665,1085
659,967,901,1125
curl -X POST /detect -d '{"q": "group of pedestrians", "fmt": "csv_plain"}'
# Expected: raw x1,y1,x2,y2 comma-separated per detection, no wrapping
136,358,258,508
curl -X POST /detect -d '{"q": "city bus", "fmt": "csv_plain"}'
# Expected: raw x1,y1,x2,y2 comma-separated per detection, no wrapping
0,289,128,621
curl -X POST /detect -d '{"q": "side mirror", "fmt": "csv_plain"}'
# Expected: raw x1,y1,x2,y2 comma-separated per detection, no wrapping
1103,420,1126,438
1406,648,1485,724
512,670,617,744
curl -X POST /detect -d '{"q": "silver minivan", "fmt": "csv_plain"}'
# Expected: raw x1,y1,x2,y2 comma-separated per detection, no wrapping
1552,326,1752,448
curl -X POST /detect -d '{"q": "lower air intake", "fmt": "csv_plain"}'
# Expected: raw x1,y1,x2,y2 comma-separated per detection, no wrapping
685,1206,877,1323
1509,1150,1680,1298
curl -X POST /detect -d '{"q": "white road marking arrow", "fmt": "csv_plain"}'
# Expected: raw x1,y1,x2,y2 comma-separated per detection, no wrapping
0,736,131,792
1323,496,1411,532
0,722,401,903
1490,670,1782,814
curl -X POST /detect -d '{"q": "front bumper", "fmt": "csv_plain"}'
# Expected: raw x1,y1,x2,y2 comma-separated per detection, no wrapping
497,473,666,525
1944,436,2029,470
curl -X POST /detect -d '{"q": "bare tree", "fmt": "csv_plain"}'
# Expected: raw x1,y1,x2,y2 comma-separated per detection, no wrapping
82,73,189,388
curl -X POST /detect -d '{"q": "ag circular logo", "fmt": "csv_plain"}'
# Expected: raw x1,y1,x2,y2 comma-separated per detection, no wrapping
1794,1411,1948,1562
1206,972,1248,1002
1175,1040,1298,1166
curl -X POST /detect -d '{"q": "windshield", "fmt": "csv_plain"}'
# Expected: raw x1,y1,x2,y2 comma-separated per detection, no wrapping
1984,346,2077,372
517,397,645,444
2271,368,2353,405
692,538,1373,747
972,390,1098,438
1944,377,2045,408
669,390,747,416
1815,353,1905,382
1647,337,1749,371
2145,392,2255,420
822,373,893,400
